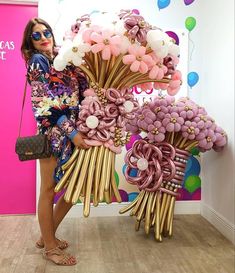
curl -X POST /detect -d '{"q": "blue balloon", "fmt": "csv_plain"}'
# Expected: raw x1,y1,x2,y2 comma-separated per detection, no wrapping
122,164,138,177
128,192,139,202
187,72,199,88
185,156,201,175
157,0,171,10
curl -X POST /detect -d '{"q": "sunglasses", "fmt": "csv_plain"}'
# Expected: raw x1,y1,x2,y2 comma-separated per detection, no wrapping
31,29,52,41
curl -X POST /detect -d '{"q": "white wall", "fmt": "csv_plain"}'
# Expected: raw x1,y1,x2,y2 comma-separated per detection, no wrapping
190,0,234,243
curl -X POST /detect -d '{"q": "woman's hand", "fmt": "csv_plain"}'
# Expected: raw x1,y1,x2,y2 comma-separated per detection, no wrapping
72,132,90,149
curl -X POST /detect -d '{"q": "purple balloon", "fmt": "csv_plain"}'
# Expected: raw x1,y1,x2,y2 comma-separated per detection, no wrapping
165,31,179,45
191,188,201,200
176,188,192,200
184,0,195,5
132,9,140,15
125,134,142,151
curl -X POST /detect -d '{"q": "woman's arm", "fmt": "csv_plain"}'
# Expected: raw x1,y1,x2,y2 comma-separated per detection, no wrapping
28,53,79,142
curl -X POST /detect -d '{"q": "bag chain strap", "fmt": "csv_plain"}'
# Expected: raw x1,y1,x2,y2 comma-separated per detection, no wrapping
18,78,28,137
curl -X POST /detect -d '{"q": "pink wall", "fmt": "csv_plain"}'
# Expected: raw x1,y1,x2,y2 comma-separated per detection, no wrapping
0,4,38,214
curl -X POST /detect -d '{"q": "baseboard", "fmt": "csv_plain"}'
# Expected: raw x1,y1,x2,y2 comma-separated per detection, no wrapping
66,200,201,218
201,202,235,245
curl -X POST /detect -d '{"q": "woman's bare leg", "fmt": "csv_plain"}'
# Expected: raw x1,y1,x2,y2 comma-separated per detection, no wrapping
38,156,76,265
38,156,58,250
53,194,73,232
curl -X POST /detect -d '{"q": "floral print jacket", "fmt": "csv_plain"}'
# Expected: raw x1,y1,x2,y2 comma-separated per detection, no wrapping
27,53,88,181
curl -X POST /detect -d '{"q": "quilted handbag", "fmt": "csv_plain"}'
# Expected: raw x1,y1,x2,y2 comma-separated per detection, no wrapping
15,80,51,161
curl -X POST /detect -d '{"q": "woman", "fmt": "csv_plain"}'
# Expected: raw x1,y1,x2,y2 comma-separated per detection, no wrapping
21,18,89,266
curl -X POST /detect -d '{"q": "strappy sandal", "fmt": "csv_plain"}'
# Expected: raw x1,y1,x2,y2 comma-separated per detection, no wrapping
36,238,69,250
43,246,77,266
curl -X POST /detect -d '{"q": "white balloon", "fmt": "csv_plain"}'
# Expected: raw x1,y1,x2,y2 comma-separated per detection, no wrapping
53,55,67,71
137,158,148,171
168,44,180,56
86,115,99,129
124,101,134,113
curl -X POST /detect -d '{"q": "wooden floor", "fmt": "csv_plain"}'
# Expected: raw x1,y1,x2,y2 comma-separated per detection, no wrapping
0,214,234,273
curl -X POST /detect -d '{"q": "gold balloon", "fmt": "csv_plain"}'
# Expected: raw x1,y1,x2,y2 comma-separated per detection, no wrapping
84,146,98,217
64,149,86,203
72,148,92,204
99,147,109,202
93,145,105,206
54,160,76,193
61,148,79,171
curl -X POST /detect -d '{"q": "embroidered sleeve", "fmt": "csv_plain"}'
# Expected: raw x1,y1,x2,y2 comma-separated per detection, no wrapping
28,53,78,138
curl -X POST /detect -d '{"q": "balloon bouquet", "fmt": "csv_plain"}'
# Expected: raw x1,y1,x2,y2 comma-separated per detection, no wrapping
53,9,182,217
120,95,227,241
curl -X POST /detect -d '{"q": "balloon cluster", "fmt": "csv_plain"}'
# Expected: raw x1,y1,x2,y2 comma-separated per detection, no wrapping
127,96,227,152
54,9,183,216
54,9,182,96
120,95,227,241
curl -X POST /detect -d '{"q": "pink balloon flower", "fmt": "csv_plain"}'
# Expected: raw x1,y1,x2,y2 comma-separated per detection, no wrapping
167,70,182,96
123,44,153,74
147,121,166,142
124,14,150,43
90,30,121,60
137,108,156,131
162,112,184,132
197,129,216,150
182,121,200,140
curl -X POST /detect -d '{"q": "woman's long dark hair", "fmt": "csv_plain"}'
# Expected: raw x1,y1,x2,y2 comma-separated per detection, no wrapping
21,17,56,63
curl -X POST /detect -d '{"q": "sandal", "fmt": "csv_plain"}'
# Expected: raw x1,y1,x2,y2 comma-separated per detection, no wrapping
36,238,69,250
43,246,77,266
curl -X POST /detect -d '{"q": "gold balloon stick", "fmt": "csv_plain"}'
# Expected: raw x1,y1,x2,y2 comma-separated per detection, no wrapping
99,147,109,202
84,146,98,217
104,190,111,204
119,192,139,214
151,192,157,214
135,220,141,231
64,149,86,203
93,145,105,206
151,211,156,227
61,148,79,171
54,159,77,193
104,150,113,191
130,190,145,216
167,188,178,235
98,60,107,87
159,186,168,221
160,187,173,233
144,192,154,234
136,191,149,221
110,152,122,202
104,54,124,89
155,191,161,241
71,148,92,204
94,53,99,82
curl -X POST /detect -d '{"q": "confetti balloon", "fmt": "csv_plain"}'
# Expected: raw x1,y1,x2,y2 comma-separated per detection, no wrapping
114,170,119,187
119,189,128,201
165,31,179,45
125,134,142,151
184,175,201,193
157,0,171,10
176,188,192,200
128,192,139,201
184,0,195,5
191,188,201,200
191,147,200,155
187,71,199,87
132,9,140,14
185,16,196,32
